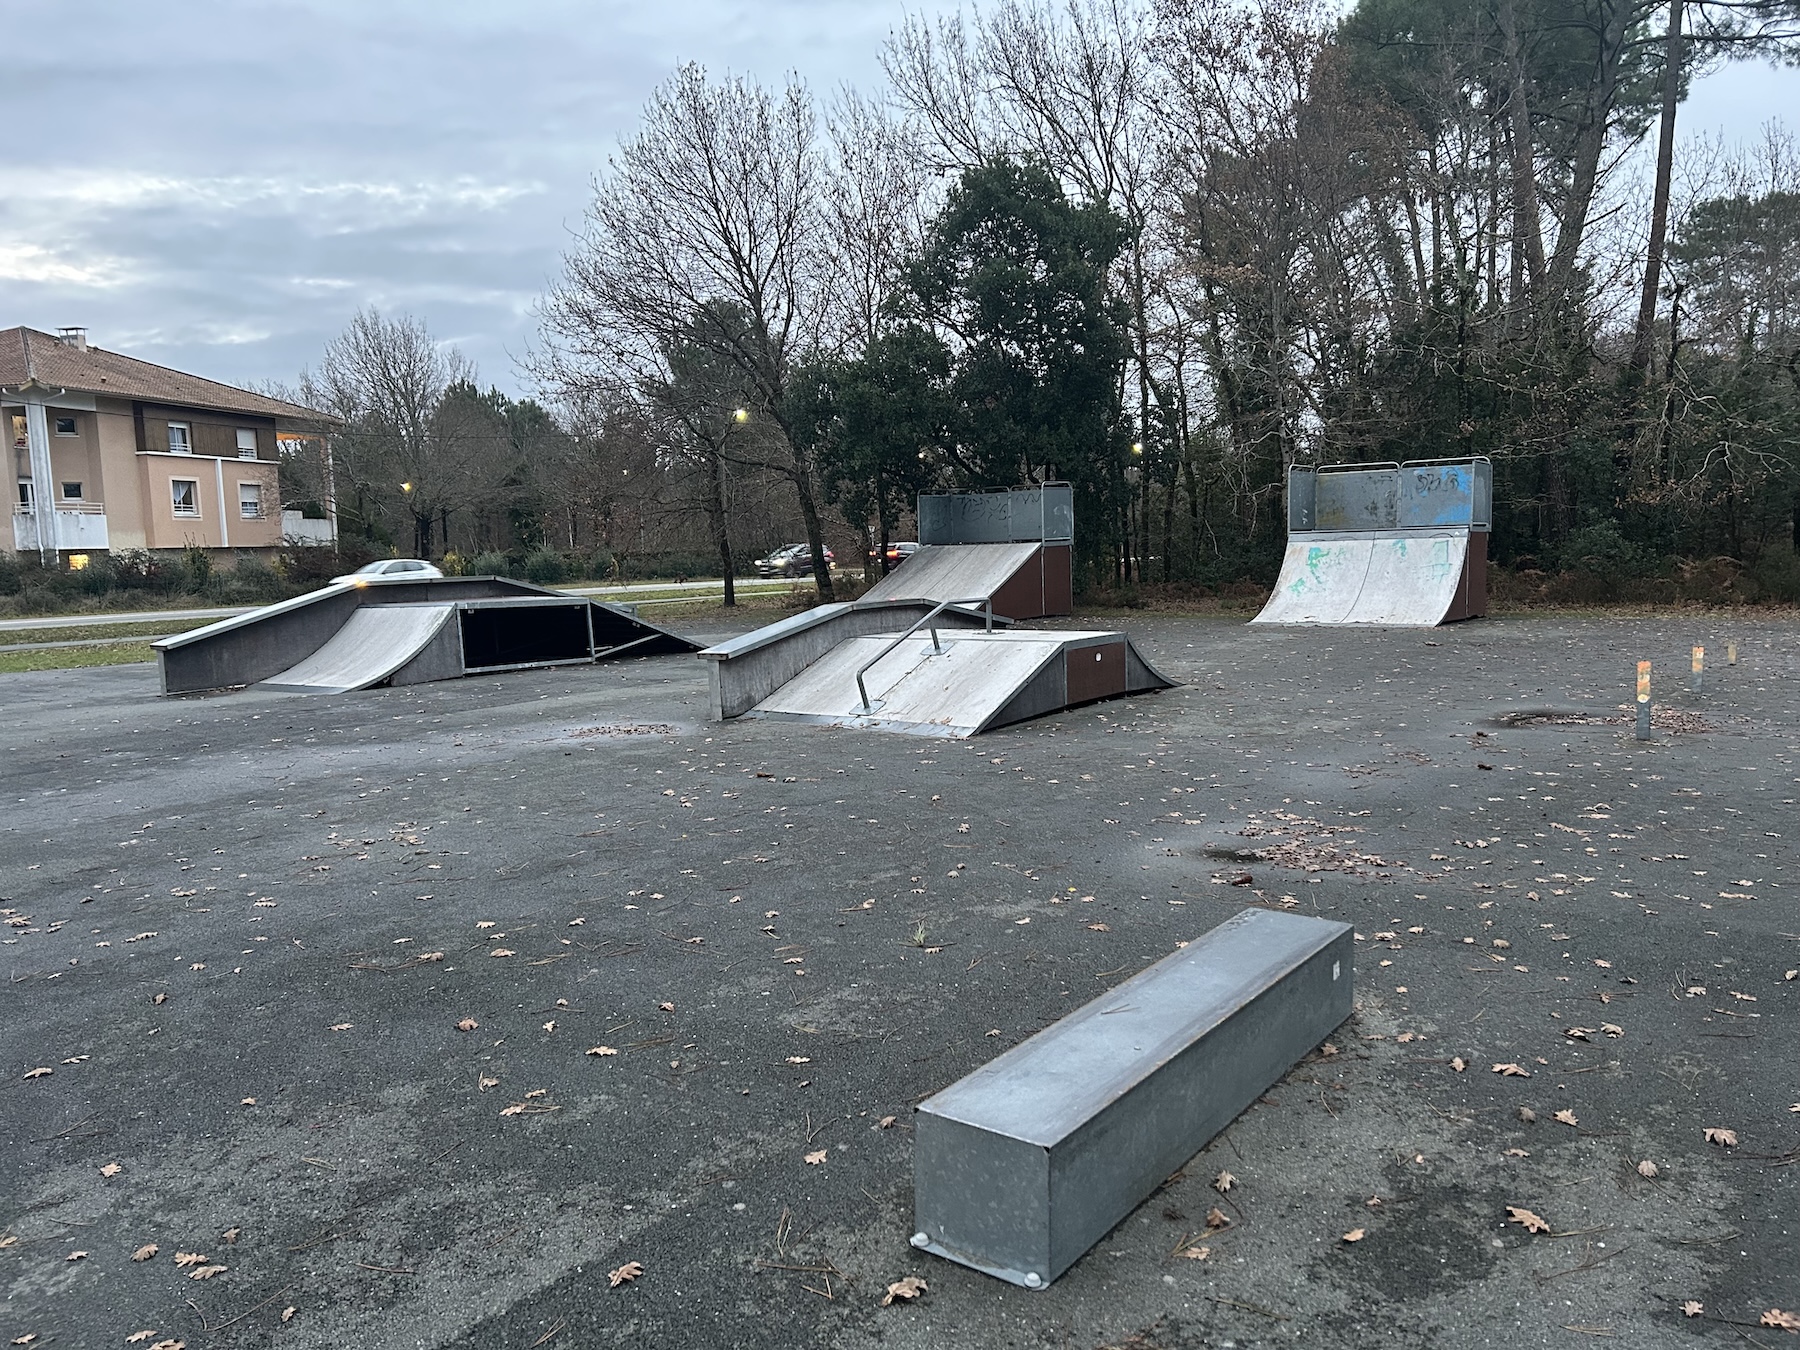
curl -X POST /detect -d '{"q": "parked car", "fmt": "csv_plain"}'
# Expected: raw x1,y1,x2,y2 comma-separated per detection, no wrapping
332,558,445,584
881,541,920,567
753,543,834,578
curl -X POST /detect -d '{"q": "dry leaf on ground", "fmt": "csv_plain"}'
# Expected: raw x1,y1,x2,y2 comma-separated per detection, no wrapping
1637,1160,1659,1178
1450,1056,1467,1072
187,1264,226,1280
586,1046,618,1057
608,1261,643,1288
131,1244,159,1261
125,1335,158,1345
281,1307,296,1323
1506,1206,1551,1234
456,1018,478,1032
1553,1109,1579,1127
1181,1244,1211,1260
172,1252,208,1267
882,1275,928,1306
1212,1171,1235,1193
1341,1228,1366,1243
488,949,514,958
878,1115,896,1129
1704,1127,1738,1147
1761,1310,1800,1331
1493,1063,1530,1077
22,1068,51,1080
1204,1207,1231,1230
804,1149,828,1165
65,1250,87,1261
99,1163,121,1178
1682,1301,1703,1317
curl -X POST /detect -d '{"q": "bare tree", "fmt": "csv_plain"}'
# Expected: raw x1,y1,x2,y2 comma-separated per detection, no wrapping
308,309,502,557
538,63,839,598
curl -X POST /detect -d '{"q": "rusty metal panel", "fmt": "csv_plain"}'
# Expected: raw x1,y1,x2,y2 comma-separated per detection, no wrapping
913,909,1353,1288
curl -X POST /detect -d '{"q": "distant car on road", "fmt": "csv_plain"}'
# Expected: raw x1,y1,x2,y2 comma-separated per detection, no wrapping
881,541,920,567
754,543,834,578
332,558,445,585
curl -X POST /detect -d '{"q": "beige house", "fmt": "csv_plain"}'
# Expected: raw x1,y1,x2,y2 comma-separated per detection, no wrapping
2,325,333,565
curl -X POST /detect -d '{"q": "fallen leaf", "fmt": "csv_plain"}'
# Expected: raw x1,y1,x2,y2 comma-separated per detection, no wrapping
241,1098,257,1106
1086,922,1110,932
1704,1127,1738,1147
172,1251,208,1267
1518,1107,1538,1123
132,1244,159,1261
222,1228,241,1244
11,1336,35,1346
785,1056,812,1065
1553,1109,1579,1127
659,1002,675,1012
153,993,167,1005
878,1115,896,1129
1341,1227,1366,1243
1763,1309,1800,1331
608,1261,644,1288
99,1163,122,1178
1682,1301,1703,1317
1212,1171,1235,1194
1181,1244,1211,1260
22,1067,51,1080
1600,1023,1623,1038
1504,1148,1529,1157
1563,1027,1594,1042
1592,958,1612,968
187,1264,226,1280
586,1046,618,1057
542,1021,556,1034
1506,1206,1551,1234
882,1275,928,1306
281,1307,296,1323
126,1335,158,1345
488,949,514,958
804,1149,828,1165
1204,1207,1231,1231
328,1023,352,1032
150,1340,185,1350
456,1018,479,1032
1636,1160,1659,1178
1450,1057,1467,1072
1492,1063,1530,1077
478,1075,499,1091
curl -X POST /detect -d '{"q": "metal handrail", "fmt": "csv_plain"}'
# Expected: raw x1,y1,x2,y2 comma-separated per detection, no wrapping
855,596,993,712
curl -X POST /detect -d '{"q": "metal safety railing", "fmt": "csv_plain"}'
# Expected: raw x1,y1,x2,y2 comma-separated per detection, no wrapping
855,596,993,712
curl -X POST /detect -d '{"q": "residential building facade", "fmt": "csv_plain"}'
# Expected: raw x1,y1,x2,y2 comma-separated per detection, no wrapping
1,325,334,564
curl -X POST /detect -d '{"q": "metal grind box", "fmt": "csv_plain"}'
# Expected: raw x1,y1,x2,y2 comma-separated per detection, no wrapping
912,908,1353,1288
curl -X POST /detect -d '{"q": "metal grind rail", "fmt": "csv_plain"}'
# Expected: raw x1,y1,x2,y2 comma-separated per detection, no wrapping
854,596,993,712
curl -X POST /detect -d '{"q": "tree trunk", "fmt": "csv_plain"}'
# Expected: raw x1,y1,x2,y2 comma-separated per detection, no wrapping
792,470,835,602
1499,0,1547,311
1632,0,1684,377
707,448,735,607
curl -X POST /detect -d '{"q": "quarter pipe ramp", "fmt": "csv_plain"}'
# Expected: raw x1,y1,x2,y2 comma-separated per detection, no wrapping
1252,459,1490,627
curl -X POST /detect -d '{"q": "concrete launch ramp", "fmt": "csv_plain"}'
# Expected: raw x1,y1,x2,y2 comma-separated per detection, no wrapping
155,575,700,695
1252,459,1490,627
745,629,1173,738
260,603,456,694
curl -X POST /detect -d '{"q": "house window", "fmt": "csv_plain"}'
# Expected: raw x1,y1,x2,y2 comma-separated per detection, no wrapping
15,481,30,508
238,482,262,519
171,478,199,517
236,428,258,459
61,482,82,500
167,422,191,454
54,416,77,436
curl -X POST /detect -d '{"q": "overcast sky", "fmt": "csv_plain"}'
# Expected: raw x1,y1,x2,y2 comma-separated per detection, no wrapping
4,0,1794,400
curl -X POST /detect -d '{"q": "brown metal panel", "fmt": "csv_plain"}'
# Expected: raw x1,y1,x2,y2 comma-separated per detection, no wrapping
1065,640,1126,704
989,551,1043,620
1040,543,1072,616
1464,531,1488,618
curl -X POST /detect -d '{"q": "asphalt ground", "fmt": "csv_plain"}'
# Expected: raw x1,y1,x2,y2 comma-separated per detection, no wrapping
1,612,1796,1349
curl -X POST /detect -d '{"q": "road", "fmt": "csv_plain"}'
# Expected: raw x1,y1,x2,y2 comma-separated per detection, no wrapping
0,576,817,635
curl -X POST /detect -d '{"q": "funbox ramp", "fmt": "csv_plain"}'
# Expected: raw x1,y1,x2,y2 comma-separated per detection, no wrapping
154,576,699,695
744,629,1174,738
1253,529,1485,627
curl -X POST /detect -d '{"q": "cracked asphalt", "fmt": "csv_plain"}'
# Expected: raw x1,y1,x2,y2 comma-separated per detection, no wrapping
1,611,1796,1348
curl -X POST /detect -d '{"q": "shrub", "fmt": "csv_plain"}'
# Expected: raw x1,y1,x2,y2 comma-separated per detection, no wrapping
466,550,511,577
522,549,568,584
183,545,214,590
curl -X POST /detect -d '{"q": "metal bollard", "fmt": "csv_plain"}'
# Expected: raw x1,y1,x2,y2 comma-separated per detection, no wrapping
1691,645,1704,695
1636,660,1652,740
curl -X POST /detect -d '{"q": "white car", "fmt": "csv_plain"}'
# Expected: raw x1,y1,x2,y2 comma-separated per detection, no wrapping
332,558,445,585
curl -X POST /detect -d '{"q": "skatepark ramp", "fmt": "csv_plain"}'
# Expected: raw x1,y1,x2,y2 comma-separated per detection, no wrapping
699,597,1172,738
862,485,1074,620
154,576,699,695
1253,458,1490,627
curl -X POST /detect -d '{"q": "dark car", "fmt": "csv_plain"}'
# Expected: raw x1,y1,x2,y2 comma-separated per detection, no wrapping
882,541,920,567
753,543,834,578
